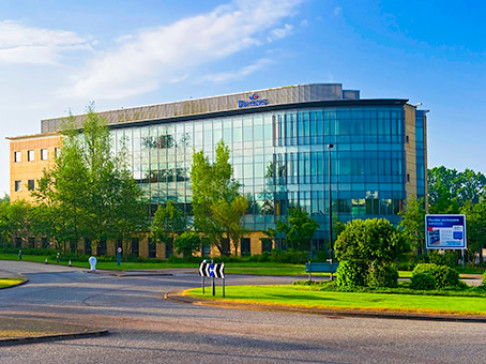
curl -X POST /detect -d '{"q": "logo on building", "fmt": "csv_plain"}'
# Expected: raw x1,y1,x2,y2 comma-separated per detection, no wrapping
238,93,268,108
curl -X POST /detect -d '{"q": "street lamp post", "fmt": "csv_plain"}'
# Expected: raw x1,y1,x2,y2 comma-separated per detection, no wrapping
328,144,334,273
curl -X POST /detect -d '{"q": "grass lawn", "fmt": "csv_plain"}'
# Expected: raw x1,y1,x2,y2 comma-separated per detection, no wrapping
186,285,486,316
0,277,25,288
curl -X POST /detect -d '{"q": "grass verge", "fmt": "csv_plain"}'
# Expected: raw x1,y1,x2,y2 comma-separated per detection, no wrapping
0,278,26,288
185,284,486,316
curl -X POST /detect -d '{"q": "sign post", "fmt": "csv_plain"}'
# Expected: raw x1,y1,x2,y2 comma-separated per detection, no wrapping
425,214,467,267
199,260,225,297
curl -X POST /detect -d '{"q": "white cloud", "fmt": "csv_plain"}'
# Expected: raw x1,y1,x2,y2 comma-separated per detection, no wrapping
61,0,304,100
0,20,92,65
201,58,273,82
267,24,293,43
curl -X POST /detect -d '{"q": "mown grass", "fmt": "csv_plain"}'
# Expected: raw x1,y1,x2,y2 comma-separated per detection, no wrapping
0,277,25,288
186,284,486,316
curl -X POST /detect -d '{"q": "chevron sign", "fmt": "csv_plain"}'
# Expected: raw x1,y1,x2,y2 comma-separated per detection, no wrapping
199,261,225,279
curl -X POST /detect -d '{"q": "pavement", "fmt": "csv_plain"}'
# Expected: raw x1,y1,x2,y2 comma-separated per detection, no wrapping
0,264,484,347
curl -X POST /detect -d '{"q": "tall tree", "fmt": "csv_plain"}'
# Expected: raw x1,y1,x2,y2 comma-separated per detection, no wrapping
33,105,148,256
399,195,426,256
191,141,248,256
151,200,186,246
460,201,486,265
6,200,32,247
275,207,319,251
428,166,486,212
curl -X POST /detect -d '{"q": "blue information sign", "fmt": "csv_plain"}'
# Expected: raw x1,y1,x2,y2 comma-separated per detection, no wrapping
425,214,467,250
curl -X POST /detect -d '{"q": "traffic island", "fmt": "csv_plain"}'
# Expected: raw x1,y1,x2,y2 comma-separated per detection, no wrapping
166,289,486,323
0,276,28,290
0,317,108,346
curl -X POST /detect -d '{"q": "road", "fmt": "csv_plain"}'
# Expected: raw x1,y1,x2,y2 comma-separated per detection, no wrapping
0,260,485,364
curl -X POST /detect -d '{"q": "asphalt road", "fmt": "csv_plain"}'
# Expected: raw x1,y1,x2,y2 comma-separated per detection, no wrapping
0,260,485,364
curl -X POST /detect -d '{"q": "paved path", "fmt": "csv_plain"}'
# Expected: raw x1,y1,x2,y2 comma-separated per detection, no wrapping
0,260,485,364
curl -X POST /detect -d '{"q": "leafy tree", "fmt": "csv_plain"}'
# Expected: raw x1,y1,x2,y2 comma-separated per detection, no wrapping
6,200,32,247
275,207,319,251
460,201,486,265
191,141,248,256
33,105,148,256
0,199,11,247
113,167,149,261
427,166,460,213
428,166,486,212
334,218,406,287
174,231,202,258
151,201,186,246
399,195,425,256
33,115,90,254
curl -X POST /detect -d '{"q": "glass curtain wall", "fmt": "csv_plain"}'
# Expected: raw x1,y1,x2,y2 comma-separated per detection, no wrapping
112,105,410,243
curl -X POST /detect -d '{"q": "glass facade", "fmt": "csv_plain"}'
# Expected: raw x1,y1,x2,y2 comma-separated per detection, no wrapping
109,103,422,247
415,110,427,201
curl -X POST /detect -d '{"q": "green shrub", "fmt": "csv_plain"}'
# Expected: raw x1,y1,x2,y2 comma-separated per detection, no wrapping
428,250,457,267
270,249,307,264
410,272,436,290
336,260,368,287
412,263,461,289
367,264,399,288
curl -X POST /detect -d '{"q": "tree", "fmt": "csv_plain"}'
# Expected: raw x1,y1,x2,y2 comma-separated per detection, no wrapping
6,200,32,247
33,105,148,256
428,166,486,213
151,200,186,247
33,115,90,254
174,231,202,258
460,201,486,265
191,141,248,256
399,195,426,256
275,207,319,251
334,218,406,287
113,167,149,261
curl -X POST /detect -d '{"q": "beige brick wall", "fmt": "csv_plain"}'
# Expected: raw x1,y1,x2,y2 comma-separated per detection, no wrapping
9,134,61,202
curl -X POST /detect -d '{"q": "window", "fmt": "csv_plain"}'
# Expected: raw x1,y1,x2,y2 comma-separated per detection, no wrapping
131,238,139,256
148,238,156,258
14,180,21,192
14,151,21,163
41,238,49,249
98,240,107,255
41,149,48,160
241,238,251,256
28,150,35,161
27,180,35,191
54,148,60,158
84,239,92,255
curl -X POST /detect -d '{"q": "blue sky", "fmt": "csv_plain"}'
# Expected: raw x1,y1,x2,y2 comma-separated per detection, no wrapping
1,0,485,195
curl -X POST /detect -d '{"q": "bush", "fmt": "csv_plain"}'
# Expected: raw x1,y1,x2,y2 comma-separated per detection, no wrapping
367,264,399,288
428,251,457,267
483,271,486,286
410,272,436,290
270,249,307,264
336,260,368,287
411,263,461,289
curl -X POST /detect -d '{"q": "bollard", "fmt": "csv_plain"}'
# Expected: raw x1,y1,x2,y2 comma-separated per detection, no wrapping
88,256,97,272
68,260,72,267
45,258,48,264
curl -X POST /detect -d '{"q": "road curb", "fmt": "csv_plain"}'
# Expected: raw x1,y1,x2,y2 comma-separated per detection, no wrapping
165,291,486,323
0,329,109,347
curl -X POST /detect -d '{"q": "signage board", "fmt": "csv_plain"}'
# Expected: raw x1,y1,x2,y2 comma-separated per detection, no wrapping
238,93,268,108
425,214,467,250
